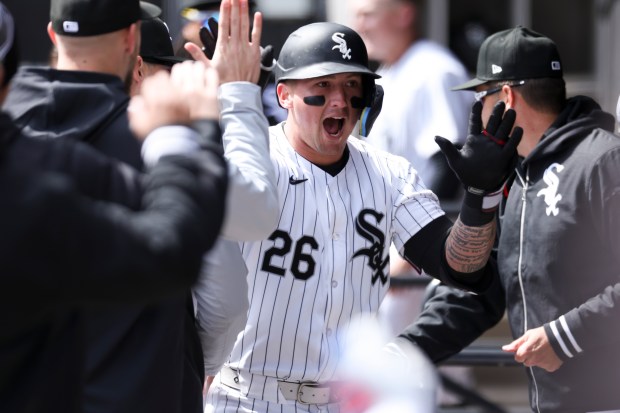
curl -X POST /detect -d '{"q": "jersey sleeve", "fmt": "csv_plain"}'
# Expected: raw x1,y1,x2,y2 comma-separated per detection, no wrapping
389,159,446,254
218,82,279,241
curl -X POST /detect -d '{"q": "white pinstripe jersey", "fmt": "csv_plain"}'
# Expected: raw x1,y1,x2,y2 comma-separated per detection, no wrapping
229,123,445,395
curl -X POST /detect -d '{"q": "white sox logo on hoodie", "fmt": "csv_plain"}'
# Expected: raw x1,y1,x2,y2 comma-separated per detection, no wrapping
536,163,564,216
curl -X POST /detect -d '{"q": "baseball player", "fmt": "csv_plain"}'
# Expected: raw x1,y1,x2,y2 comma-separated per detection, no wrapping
186,10,521,412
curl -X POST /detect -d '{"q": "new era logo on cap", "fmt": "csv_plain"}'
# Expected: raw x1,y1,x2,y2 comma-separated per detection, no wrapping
492,64,502,74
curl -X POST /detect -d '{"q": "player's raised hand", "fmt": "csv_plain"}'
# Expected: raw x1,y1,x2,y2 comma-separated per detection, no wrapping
184,0,261,85
435,101,522,195
200,18,275,90
128,71,191,139
169,60,220,121
128,61,220,138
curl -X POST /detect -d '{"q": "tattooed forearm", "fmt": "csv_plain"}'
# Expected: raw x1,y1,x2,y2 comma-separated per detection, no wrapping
445,218,496,273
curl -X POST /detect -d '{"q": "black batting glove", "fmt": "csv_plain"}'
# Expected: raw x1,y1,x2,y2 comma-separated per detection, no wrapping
199,17,275,91
435,101,522,225
257,45,276,91
358,84,384,137
199,18,219,60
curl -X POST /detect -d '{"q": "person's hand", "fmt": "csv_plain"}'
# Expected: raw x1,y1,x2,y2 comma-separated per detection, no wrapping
502,326,563,372
128,71,191,140
200,21,275,90
358,84,384,137
184,0,262,85
169,60,220,121
435,101,522,195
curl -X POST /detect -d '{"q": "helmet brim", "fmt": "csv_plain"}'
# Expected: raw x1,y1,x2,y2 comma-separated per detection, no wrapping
276,61,380,83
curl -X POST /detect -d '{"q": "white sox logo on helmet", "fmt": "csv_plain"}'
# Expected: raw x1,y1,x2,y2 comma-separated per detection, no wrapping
332,32,351,60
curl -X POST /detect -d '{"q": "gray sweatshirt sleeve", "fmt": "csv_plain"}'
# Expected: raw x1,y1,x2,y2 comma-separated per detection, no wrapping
218,82,279,241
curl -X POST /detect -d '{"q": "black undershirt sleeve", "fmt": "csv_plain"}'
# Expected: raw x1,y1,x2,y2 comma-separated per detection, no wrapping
423,151,461,200
402,215,494,294
402,215,452,277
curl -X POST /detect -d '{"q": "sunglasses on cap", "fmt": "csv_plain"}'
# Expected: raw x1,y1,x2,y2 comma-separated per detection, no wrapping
474,80,525,102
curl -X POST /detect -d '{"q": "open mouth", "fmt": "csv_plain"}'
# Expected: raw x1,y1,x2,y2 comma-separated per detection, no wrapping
323,117,345,137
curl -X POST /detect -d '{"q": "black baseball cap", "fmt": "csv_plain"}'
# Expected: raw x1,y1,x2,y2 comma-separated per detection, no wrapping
140,18,185,66
51,0,161,37
180,0,255,11
452,26,563,91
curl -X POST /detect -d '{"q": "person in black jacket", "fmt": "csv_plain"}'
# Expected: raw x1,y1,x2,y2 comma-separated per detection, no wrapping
399,27,620,413
2,1,228,412
0,2,229,412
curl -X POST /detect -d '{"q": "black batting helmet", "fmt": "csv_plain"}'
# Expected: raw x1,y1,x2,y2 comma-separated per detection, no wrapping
275,22,380,106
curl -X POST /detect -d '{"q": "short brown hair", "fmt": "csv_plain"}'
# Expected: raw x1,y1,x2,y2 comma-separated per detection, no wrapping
492,77,566,115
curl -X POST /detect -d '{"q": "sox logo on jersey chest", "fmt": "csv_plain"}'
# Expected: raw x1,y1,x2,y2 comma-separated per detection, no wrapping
352,208,389,285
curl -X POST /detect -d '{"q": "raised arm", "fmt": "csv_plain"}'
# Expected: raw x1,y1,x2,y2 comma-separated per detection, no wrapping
436,101,521,288
185,0,278,241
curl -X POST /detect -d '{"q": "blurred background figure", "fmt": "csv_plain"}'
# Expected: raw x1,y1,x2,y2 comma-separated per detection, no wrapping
336,316,437,413
349,0,472,201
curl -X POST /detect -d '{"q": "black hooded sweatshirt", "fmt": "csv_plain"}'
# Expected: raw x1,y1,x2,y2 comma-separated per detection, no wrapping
0,108,227,413
4,67,142,168
4,66,207,413
400,96,620,413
